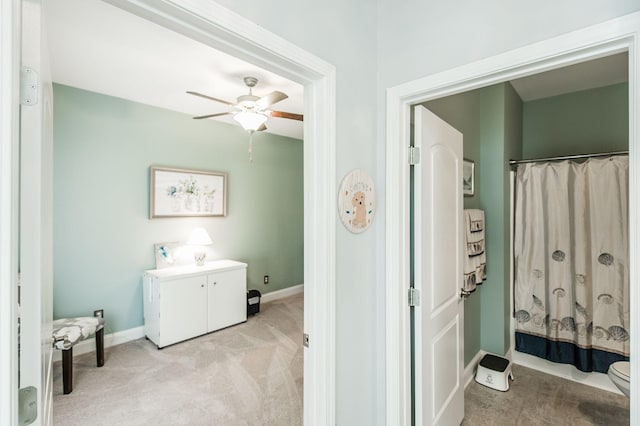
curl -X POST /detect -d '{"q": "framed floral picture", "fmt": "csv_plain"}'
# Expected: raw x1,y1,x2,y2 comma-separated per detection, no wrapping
150,166,227,218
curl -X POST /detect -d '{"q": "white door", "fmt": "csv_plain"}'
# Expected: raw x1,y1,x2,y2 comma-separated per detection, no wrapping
207,269,246,332
161,277,208,347
413,105,464,425
20,0,54,424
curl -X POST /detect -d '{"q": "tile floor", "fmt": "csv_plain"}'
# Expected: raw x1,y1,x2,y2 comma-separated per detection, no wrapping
462,364,630,425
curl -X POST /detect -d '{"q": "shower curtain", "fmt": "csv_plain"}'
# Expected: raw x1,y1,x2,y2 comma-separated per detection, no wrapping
513,155,629,373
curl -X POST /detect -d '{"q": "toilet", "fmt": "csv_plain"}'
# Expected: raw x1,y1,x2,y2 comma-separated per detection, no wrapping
607,361,630,398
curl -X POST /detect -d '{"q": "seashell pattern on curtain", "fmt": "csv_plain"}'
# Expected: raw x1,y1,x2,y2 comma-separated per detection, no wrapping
513,155,629,373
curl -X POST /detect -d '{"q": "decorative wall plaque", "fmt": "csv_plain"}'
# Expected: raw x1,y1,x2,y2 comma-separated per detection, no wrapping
338,169,375,233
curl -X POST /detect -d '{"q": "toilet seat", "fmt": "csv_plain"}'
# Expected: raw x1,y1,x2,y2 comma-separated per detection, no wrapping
610,361,630,381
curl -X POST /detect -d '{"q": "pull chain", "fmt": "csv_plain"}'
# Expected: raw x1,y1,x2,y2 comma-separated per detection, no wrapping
248,131,254,162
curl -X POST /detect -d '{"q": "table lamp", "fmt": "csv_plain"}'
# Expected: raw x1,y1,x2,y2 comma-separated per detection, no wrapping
187,227,213,266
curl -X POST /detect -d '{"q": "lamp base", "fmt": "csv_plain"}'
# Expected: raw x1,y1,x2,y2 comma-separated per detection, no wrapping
194,252,206,266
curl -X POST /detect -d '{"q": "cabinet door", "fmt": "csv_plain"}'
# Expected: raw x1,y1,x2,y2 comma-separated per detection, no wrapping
160,276,208,346
208,269,247,332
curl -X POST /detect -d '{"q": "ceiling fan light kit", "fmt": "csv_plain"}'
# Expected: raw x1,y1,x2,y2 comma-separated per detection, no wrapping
233,110,268,132
187,76,304,160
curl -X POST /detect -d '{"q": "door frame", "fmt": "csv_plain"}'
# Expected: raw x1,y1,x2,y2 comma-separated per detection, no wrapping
386,12,640,425
100,2,339,424
3,0,337,424
0,0,20,424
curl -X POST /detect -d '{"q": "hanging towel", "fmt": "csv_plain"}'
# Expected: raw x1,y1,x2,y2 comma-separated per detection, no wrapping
463,209,487,294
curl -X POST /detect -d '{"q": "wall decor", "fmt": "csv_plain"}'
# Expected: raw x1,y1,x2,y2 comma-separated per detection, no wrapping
154,242,180,269
338,169,375,233
463,159,475,196
150,166,227,218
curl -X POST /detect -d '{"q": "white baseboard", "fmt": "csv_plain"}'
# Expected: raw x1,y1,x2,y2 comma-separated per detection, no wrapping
464,350,487,388
464,349,515,388
53,326,145,362
260,283,304,303
512,350,622,395
464,349,620,395
54,285,304,362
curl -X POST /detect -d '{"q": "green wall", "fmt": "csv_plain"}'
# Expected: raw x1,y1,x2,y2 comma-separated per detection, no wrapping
424,82,627,365
477,83,522,356
522,83,628,158
481,83,523,354
53,84,303,333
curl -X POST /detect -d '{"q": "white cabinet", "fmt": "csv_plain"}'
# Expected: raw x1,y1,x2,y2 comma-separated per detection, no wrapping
143,260,247,348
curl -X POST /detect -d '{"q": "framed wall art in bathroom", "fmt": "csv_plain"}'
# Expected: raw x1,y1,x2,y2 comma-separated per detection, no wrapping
463,159,475,196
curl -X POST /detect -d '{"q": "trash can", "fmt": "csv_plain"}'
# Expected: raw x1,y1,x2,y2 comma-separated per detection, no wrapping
247,289,261,316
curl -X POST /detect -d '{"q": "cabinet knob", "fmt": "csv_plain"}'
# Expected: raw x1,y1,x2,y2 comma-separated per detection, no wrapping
201,284,204,288
213,282,217,285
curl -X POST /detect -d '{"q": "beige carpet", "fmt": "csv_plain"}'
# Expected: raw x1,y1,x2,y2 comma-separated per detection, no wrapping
53,293,303,426
462,363,630,425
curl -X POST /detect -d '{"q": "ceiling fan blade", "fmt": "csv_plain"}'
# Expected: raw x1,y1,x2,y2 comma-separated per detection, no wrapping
186,91,235,106
256,91,288,109
193,112,233,120
270,110,304,121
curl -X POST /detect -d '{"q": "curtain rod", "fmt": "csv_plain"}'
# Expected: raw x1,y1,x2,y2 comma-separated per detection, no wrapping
509,150,628,166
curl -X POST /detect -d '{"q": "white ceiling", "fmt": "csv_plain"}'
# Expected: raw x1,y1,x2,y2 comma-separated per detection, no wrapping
46,0,628,141
44,0,305,140
510,52,628,101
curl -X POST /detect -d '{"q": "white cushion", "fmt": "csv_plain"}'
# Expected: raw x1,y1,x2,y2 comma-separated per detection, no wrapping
52,317,105,350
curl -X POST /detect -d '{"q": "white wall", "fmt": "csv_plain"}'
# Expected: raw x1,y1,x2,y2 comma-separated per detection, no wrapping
189,1,640,424
377,0,640,88
212,1,382,423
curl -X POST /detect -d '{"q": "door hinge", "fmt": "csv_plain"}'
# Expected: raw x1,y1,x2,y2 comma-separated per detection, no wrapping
18,386,37,425
20,67,39,106
303,333,309,348
408,287,420,307
408,146,420,165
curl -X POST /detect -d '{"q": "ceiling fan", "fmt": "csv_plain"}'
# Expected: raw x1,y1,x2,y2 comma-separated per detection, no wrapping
186,76,303,133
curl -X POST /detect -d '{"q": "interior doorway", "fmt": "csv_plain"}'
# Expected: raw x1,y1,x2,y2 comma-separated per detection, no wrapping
385,13,640,426
16,0,337,424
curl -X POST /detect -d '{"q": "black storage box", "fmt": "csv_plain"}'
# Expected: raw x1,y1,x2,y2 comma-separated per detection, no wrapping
247,289,261,316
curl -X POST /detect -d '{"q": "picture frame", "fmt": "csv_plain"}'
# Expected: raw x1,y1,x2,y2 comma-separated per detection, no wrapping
150,166,227,218
154,242,180,269
463,159,475,196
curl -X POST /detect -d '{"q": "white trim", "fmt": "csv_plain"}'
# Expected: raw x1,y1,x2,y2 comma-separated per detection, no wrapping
52,326,145,362
464,349,516,389
54,283,304,362
465,349,621,396
96,1,337,424
463,350,486,389
386,12,640,425
385,84,412,426
260,284,304,304
512,351,622,395
0,1,19,425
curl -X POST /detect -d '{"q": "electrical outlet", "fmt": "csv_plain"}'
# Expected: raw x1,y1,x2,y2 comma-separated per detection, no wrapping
263,275,269,284
94,309,104,318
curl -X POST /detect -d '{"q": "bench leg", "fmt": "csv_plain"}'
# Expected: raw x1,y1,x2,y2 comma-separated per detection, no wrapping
62,348,73,394
96,328,104,367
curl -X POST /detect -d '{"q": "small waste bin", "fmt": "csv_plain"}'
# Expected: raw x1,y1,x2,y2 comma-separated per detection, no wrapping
247,289,261,316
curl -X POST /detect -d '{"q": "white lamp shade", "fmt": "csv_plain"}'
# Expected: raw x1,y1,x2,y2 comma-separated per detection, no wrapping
187,227,213,245
233,111,268,131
